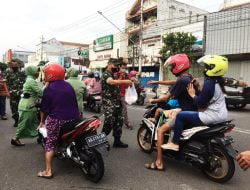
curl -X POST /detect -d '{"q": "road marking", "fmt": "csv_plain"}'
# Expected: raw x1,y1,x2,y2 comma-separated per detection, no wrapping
233,127,250,135
180,184,198,190
128,105,146,111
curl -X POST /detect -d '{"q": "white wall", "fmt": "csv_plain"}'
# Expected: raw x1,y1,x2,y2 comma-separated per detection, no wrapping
226,60,250,84
205,6,250,55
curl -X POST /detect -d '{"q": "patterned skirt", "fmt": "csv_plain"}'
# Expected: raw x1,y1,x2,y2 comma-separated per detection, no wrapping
44,116,70,152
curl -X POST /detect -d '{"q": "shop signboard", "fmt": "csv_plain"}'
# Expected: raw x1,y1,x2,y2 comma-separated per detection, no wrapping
94,35,113,52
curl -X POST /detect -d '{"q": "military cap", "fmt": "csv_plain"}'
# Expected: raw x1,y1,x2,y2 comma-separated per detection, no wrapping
108,58,120,66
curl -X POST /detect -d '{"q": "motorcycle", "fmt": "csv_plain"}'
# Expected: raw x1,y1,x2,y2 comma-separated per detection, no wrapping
137,103,237,183
135,86,147,105
39,116,109,183
84,93,102,113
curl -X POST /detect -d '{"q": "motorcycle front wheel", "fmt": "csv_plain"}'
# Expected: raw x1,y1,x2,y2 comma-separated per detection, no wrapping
137,125,153,153
202,145,235,183
79,148,104,183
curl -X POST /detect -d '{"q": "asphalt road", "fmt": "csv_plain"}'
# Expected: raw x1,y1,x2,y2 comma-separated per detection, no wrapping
0,103,250,190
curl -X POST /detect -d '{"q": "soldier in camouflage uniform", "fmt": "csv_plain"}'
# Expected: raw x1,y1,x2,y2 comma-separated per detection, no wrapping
5,60,26,127
101,58,132,148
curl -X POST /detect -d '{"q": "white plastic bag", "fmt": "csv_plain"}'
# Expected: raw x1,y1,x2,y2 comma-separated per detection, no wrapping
38,124,47,138
125,83,138,105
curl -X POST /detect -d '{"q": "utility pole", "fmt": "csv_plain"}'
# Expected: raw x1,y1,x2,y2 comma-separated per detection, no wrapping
40,35,44,61
138,0,144,74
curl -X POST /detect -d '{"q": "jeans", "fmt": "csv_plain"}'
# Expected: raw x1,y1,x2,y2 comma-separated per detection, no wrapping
173,111,204,144
0,96,6,116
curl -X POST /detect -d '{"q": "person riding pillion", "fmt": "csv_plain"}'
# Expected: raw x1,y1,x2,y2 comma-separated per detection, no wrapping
162,55,229,151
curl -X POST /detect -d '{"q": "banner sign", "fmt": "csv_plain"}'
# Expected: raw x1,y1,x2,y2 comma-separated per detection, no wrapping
94,35,113,52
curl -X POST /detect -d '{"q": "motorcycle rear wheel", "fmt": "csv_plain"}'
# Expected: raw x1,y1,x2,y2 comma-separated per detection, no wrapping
137,96,145,105
137,125,153,153
79,149,104,183
202,145,235,183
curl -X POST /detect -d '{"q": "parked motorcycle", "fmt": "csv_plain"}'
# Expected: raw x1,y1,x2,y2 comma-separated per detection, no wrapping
39,116,109,183
84,93,102,113
137,104,237,183
135,86,147,105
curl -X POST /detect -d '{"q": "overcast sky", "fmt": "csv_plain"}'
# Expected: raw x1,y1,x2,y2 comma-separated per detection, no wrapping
0,0,224,61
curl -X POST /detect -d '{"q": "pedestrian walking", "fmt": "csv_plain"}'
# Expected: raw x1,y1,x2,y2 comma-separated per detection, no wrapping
101,58,132,148
5,60,26,127
0,64,9,120
115,62,133,130
11,66,43,146
66,68,88,117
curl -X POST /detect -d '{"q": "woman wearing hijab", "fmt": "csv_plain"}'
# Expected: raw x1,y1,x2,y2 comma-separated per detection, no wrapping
66,68,88,116
11,66,43,146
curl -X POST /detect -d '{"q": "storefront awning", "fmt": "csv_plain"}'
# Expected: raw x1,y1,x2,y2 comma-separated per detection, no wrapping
89,60,108,69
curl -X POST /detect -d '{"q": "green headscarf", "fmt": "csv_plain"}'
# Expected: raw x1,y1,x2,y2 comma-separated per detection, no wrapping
25,65,39,77
67,68,79,78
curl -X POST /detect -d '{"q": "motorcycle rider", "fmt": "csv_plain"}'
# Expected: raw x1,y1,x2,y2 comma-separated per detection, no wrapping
85,71,101,108
162,55,229,151
37,63,79,179
145,53,197,171
66,68,88,117
101,58,132,148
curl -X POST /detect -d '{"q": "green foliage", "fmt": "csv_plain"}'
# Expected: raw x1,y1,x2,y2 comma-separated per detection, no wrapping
159,32,197,61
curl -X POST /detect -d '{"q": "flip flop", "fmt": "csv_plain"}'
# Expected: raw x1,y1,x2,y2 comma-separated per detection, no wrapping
37,171,54,179
145,162,165,171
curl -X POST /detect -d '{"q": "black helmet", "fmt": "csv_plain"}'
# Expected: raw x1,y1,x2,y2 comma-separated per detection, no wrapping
88,71,94,78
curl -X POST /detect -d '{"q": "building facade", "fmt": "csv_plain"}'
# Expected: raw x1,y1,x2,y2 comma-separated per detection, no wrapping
125,0,207,86
204,5,250,83
29,38,89,70
88,33,128,75
3,49,35,64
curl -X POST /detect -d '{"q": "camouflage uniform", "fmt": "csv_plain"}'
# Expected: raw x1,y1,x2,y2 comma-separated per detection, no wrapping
101,70,123,138
5,69,26,125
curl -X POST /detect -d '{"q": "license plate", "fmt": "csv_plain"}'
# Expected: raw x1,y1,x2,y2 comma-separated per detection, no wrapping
94,96,101,99
85,133,108,147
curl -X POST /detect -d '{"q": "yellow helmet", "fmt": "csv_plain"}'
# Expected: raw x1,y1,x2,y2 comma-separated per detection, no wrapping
197,55,228,77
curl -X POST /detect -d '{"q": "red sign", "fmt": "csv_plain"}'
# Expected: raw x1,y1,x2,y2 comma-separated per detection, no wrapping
7,49,12,62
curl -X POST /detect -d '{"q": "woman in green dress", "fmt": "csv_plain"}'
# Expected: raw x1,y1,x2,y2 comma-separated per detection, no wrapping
66,68,88,117
11,66,43,146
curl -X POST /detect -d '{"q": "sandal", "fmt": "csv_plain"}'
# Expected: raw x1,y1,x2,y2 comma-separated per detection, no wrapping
145,161,165,171
37,171,53,179
161,142,179,151
11,139,25,146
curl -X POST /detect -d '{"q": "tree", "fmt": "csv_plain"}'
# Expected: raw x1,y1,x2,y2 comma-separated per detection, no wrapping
159,32,197,61
159,32,202,80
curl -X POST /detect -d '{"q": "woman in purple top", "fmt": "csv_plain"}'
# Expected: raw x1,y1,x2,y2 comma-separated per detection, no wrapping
37,63,79,179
